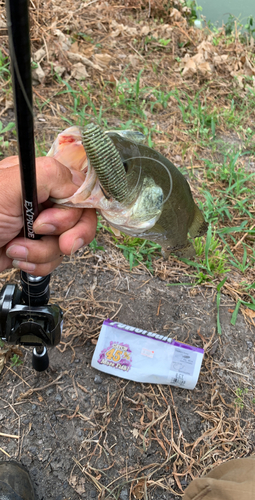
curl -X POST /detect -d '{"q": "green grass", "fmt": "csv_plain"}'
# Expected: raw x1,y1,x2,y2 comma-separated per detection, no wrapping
0,121,15,155
114,236,161,272
54,75,254,314
31,16,255,331
0,50,11,82
10,353,23,367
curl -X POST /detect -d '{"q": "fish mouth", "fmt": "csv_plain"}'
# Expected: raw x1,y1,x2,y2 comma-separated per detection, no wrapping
47,124,164,232
47,124,129,207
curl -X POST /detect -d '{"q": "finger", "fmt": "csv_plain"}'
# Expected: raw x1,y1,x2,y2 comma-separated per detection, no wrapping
59,208,97,255
35,157,85,203
0,156,19,169
0,247,13,273
12,255,64,276
0,157,85,215
6,235,63,265
33,205,83,236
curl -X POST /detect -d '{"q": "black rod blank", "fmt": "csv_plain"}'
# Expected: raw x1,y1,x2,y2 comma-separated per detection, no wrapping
6,0,52,309
6,0,38,240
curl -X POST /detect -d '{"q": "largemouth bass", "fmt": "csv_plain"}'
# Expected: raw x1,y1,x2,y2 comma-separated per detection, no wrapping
48,123,208,257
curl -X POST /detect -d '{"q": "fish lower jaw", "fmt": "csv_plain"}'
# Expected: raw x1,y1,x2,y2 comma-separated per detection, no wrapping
100,211,160,235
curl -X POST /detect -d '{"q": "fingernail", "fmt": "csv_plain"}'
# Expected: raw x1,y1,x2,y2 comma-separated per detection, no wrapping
71,238,84,255
6,245,28,260
34,223,57,234
12,260,36,271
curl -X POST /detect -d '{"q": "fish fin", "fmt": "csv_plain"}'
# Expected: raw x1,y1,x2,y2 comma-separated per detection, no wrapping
109,225,121,236
189,204,208,238
106,130,146,144
161,241,195,260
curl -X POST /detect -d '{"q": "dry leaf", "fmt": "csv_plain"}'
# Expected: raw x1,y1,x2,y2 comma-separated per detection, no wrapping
243,307,255,325
107,74,118,87
76,477,86,494
182,58,196,77
231,72,244,88
197,61,214,76
128,55,140,68
0,350,7,374
70,475,77,486
170,8,183,22
70,41,79,53
67,51,102,71
33,48,46,63
32,63,45,85
94,53,112,68
131,428,139,439
71,62,89,80
141,25,150,36
54,29,71,51
192,52,206,64
132,479,145,500
213,54,228,65
197,40,214,56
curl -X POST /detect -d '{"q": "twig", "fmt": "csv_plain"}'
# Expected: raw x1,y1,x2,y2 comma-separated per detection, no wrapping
0,432,19,439
17,371,69,400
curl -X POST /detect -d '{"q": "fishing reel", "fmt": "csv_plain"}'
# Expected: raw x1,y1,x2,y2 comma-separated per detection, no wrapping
0,272,63,371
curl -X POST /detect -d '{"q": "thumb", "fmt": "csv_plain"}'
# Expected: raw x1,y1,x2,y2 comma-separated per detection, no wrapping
36,156,85,204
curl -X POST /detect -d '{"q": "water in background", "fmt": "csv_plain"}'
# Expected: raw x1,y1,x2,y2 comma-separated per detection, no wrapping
197,0,254,28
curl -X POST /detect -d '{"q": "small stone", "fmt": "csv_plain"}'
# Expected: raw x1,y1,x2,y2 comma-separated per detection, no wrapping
21,455,32,467
91,490,97,498
29,446,37,455
120,488,129,500
55,393,62,402
94,375,102,384
30,467,38,477
46,388,54,396
246,341,253,349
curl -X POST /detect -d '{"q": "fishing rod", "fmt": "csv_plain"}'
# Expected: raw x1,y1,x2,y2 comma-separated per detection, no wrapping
0,0,63,371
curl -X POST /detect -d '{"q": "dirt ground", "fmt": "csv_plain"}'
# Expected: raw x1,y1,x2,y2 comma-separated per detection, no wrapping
0,0,255,499
0,242,254,500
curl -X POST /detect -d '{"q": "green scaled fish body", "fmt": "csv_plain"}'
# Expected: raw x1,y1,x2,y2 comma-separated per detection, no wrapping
48,124,208,257
107,131,207,256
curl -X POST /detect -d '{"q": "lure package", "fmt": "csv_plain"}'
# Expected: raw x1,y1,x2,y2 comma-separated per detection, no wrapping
91,319,204,390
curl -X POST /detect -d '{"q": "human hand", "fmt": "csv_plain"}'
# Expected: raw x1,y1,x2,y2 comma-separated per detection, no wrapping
0,156,97,275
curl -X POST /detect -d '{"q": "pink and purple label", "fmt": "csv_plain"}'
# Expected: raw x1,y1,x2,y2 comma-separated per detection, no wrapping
98,341,132,372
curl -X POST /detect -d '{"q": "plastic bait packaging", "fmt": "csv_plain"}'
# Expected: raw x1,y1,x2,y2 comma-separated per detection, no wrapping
91,319,204,390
